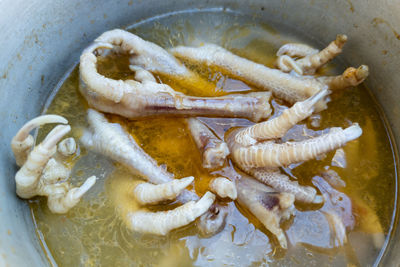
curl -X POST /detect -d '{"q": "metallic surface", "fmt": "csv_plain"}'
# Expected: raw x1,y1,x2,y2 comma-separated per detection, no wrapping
0,0,399,266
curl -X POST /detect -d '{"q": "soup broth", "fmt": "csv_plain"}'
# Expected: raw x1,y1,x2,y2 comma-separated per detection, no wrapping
31,10,397,267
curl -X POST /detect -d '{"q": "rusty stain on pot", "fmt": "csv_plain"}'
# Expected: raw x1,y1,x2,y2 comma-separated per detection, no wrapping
372,17,400,40
347,0,355,13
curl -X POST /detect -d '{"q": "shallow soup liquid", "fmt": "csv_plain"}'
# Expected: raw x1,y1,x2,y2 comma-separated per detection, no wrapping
31,10,397,267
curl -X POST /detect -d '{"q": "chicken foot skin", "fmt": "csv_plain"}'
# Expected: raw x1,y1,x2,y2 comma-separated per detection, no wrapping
236,174,295,249
82,109,228,235
128,191,216,235
133,176,194,205
79,31,272,122
227,90,362,169
11,116,96,213
187,118,229,170
225,90,361,203
81,109,174,185
248,168,322,204
276,34,348,75
171,43,368,111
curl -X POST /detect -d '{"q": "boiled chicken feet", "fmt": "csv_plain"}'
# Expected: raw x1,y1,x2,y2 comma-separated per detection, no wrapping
276,34,348,75
79,30,272,122
81,109,199,201
131,177,216,236
11,115,96,213
227,89,362,168
170,42,368,111
11,114,68,166
226,90,362,203
81,109,225,235
236,174,295,249
82,109,174,185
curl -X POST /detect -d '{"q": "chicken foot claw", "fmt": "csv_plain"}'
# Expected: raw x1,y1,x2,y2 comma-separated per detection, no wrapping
318,65,369,90
128,191,216,235
276,34,347,75
80,30,272,122
224,90,361,203
11,116,96,214
47,175,97,213
133,176,194,205
11,114,68,166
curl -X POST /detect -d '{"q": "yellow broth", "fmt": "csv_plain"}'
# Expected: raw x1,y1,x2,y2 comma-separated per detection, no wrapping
31,10,397,266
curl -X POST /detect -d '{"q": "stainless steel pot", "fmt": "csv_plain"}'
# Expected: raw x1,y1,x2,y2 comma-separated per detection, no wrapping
0,0,399,266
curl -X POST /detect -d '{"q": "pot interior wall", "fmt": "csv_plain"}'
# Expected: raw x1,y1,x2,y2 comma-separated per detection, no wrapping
0,0,399,266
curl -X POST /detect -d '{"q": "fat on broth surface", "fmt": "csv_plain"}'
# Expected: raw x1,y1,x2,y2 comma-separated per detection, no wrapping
31,10,396,266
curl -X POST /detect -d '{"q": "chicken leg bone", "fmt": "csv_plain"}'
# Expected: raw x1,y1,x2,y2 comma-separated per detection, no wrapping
171,43,368,111
187,118,229,169
79,30,272,122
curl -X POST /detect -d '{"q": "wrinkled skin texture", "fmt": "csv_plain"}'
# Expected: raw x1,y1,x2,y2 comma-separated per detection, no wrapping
82,109,173,184
236,174,295,249
276,34,348,75
81,109,226,234
11,115,96,214
79,29,272,122
133,176,194,205
128,191,216,235
81,109,198,202
170,42,368,111
14,30,366,248
226,89,362,203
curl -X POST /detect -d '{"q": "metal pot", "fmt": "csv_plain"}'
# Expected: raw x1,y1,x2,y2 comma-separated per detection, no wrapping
0,0,398,265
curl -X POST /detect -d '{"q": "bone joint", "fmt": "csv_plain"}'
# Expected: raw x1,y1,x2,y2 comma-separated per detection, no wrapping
79,29,272,122
210,177,237,200
171,43,368,111
236,174,295,249
187,118,229,169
